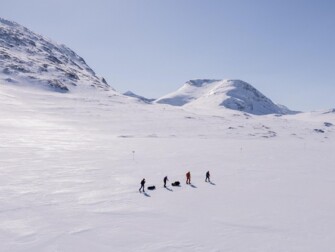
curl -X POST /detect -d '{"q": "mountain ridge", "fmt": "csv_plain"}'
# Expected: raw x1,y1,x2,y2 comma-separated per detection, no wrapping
1,17,327,115
0,17,111,92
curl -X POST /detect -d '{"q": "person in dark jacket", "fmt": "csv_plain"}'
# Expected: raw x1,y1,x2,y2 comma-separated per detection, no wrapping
186,171,191,184
205,171,210,182
163,176,169,188
139,178,146,193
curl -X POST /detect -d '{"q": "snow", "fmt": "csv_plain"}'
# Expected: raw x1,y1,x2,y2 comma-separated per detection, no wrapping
1,16,335,252
0,18,110,92
155,79,296,115
1,84,335,252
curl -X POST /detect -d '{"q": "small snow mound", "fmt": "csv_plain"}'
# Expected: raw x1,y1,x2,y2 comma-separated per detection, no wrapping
277,104,300,115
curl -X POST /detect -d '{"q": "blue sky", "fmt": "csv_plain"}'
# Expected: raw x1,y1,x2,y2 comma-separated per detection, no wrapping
1,0,334,110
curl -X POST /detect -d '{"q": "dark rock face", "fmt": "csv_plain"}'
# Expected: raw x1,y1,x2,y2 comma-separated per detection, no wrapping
47,55,63,65
47,80,69,92
186,79,220,87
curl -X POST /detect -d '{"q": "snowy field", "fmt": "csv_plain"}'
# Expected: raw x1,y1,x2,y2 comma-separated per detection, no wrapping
1,84,335,251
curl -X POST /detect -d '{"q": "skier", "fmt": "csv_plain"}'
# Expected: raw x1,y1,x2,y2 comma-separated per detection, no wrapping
139,178,146,193
163,176,169,188
205,171,210,182
186,171,191,184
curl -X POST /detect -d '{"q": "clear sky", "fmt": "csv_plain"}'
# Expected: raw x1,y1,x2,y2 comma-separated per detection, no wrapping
1,0,334,111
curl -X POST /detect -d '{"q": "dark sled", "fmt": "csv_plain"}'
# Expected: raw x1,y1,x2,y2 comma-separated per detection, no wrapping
147,186,156,190
171,181,180,187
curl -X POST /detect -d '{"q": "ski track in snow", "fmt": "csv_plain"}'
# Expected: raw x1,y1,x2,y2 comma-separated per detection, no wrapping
0,85,335,251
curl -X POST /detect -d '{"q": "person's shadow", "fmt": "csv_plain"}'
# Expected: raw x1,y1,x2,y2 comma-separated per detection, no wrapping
209,181,216,185
190,184,197,188
143,192,151,197
165,187,173,192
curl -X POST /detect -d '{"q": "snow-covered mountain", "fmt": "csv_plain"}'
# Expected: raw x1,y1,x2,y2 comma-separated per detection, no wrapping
0,16,297,115
0,17,111,92
156,79,297,115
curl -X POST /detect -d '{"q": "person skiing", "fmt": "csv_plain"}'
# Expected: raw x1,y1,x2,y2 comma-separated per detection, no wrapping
139,178,146,193
163,176,169,188
186,171,191,184
205,171,210,182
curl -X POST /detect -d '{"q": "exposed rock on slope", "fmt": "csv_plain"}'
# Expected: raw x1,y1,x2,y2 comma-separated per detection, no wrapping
156,79,297,115
0,17,111,92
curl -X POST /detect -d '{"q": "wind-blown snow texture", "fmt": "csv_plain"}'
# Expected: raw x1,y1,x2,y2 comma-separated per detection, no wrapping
156,79,297,115
0,17,110,92
1,84,334,252
1,17,335,252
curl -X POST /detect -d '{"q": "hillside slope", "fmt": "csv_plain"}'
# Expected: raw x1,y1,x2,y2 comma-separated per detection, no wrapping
156,79,297,115
0,17,110,92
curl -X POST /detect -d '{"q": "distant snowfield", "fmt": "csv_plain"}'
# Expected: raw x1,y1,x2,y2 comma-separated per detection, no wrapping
0,84,335,252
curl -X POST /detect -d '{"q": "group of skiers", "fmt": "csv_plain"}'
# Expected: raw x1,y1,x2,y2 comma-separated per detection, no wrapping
139,171,211,193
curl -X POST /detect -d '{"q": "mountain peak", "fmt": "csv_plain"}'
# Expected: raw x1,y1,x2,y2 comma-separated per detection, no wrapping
0,17,111,92
156,79,296,115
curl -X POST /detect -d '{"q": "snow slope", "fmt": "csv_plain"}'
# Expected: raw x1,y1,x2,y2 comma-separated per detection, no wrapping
156,79,297,115
0,17,111,92
0,83,335,252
